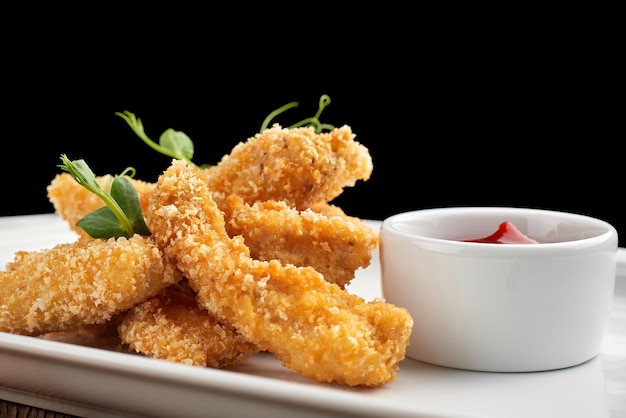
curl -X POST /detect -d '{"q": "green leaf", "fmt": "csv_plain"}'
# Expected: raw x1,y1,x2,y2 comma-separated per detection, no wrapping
77,207,130,239
116,111,202,167
159,128,194,162
59,155,150,239
110,176,151,236
58,156,105,193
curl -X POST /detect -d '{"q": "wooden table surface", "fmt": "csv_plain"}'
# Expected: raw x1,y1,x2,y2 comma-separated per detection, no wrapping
0,399,78,418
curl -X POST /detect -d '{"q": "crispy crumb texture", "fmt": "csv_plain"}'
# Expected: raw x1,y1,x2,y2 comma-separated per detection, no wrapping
147,160,413,387
2,124,413,387
0,235,181,336
119,281,259,368
205,124,373,210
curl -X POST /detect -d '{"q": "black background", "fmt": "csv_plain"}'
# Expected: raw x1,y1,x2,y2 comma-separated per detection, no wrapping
3,14,623,246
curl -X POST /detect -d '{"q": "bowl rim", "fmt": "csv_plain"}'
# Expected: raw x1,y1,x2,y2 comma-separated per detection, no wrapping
381,206,618,250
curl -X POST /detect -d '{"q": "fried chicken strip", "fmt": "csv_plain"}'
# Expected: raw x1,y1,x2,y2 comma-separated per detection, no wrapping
0,235,182,336
47,172,155,238
222,195,378,288
118,280,259,368
204,124,373,210
48,124,372,231
147,160,413,387
48,174,376,288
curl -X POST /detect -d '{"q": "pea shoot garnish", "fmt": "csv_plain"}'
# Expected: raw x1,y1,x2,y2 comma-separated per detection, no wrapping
56,95,339,239
260,94,335,133
116,110,210,169
116,95,336,168
58,155,151,239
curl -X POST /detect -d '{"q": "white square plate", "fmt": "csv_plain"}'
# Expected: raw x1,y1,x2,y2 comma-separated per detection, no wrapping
1,214,624,418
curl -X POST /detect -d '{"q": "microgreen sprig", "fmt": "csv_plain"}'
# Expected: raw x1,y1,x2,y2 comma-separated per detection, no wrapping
117,95,336,168
58,154,151,239
115,110,209,168
260,94,335,134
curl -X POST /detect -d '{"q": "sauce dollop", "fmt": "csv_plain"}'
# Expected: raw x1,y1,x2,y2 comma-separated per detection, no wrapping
462,221,539,244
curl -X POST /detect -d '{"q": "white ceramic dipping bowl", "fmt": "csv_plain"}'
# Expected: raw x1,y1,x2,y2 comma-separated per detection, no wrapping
379,207,618,372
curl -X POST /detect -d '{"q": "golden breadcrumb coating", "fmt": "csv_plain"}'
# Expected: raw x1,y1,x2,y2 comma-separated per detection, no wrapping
309,201,353,218
118,280,259,368
222,195,378,288
204,124,373,210
0,235,182,336
48,173,376,288
47,172,155,238
147,160,413,387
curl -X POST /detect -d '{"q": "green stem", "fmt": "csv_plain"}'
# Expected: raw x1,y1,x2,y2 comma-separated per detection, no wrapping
260,101,299,132
96,190,135,237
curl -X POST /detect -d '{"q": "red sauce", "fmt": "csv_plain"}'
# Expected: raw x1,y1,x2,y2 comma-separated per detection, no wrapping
463,221,539,244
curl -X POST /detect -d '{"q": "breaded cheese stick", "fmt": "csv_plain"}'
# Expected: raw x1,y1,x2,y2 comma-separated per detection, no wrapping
118,280,259,368
222,195,378,288
0,235,182,336
147,160,413,387
204,124,373,211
